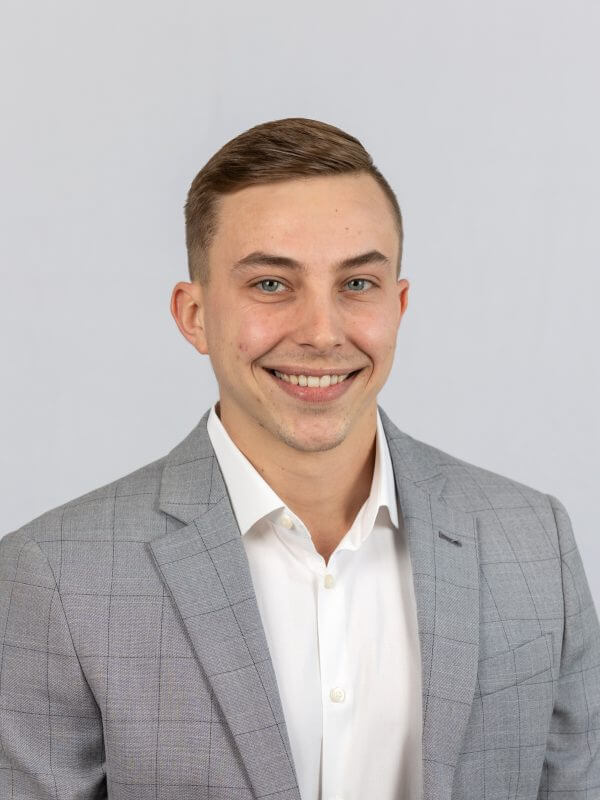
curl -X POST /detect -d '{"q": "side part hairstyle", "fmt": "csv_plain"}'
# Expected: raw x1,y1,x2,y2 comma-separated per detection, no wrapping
184,117,403,285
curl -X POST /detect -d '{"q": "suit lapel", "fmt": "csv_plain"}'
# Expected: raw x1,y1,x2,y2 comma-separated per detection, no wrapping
149,410,300,798
149,407,480,800
380,408,480,800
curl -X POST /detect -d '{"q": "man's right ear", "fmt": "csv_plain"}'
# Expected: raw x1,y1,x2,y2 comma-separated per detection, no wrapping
170,281,209,355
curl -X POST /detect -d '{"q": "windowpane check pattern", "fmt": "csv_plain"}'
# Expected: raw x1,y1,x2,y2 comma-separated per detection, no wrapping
1,405,599,799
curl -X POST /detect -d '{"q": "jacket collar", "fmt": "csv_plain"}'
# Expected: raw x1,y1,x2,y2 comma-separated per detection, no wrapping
150,405,479,800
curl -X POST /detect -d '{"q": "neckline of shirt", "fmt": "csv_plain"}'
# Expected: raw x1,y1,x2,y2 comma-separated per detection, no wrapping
206,404,400,542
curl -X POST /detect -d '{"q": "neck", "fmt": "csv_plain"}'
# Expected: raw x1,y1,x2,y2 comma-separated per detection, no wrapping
217,401,378,536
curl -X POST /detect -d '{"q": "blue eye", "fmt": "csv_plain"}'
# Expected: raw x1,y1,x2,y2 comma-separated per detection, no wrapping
346,278,374,291
255,279,285,293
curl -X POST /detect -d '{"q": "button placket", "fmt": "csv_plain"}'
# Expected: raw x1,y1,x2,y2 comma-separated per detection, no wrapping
317,565,350,799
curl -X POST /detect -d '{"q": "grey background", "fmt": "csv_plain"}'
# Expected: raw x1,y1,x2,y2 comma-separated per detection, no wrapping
1,1,598,605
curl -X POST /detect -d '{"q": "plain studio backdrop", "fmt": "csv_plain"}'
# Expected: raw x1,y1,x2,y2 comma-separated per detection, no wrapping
1,1,599,606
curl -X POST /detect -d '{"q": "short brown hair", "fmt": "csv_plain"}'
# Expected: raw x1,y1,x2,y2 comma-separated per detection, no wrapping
184,117,403,285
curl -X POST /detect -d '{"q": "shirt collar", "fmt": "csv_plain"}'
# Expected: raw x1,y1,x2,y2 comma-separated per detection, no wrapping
206,402,399,536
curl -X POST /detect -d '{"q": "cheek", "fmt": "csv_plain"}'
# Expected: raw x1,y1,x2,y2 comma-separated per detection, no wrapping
348,308,398,358
233,311,283,362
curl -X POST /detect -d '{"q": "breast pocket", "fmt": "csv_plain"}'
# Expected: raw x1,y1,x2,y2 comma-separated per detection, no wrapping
476,633,554,697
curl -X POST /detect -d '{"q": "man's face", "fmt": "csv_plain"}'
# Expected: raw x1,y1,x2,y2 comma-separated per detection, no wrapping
180,172,409,453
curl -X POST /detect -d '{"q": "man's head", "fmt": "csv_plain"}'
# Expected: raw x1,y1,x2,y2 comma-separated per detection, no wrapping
172,117,409,456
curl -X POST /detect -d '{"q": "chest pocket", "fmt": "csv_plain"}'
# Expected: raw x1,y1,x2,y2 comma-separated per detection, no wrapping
475,633,554,697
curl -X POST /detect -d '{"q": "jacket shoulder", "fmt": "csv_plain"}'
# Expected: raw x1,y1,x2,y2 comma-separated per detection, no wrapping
411,432,549,511
381,409,551,514
4,454,169,550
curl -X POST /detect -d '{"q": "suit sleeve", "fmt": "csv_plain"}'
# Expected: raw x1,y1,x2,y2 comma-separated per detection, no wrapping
537,494,600,795
0,529,106,799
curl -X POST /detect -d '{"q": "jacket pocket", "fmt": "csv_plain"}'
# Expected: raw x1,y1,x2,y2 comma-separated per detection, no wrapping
476,633,553,697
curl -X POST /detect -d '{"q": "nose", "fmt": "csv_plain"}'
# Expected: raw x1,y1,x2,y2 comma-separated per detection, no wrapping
291,293,346,351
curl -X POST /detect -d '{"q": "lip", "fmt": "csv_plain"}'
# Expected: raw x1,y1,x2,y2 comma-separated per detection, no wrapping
263,367,362,404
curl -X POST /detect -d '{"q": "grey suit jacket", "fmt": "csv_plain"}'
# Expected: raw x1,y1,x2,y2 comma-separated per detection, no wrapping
1,406,599,799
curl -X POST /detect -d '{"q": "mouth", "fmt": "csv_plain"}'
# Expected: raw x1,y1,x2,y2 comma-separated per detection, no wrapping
262,367,363,403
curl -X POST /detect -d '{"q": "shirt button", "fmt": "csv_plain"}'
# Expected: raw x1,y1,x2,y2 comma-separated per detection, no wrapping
324,573,335,589
329,687,346,703
280,514,293,529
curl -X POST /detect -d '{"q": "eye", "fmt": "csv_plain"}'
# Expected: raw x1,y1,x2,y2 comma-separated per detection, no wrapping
345,278,375,291
253,279,286,293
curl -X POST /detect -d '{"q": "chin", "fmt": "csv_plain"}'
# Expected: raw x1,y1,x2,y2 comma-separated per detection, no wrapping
274,421,348,453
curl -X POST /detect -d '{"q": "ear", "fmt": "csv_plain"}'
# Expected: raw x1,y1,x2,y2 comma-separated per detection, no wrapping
170,281,209,354
397,278,410,323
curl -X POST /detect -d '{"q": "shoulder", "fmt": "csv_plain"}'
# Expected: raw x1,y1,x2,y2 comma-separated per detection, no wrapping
3,453,169,556
387,423,566,569
379,406,555,518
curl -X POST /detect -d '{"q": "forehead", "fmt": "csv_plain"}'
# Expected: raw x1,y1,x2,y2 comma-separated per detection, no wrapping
211,172,399,262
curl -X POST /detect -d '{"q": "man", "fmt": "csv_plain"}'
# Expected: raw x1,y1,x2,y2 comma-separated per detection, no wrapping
1,117,599,800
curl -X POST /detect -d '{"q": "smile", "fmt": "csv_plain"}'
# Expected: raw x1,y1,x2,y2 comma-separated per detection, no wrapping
273,370,354,387
263,367,362,403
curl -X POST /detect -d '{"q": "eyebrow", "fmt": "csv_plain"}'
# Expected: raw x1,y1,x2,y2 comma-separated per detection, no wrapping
231,249,391,274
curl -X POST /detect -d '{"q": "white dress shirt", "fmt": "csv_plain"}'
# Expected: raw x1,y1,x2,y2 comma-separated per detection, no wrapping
207,403,423,800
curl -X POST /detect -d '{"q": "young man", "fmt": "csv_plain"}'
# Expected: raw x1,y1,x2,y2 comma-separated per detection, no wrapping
1,118,599,800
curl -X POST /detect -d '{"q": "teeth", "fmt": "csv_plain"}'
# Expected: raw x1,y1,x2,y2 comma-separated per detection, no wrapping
273,370,351,387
